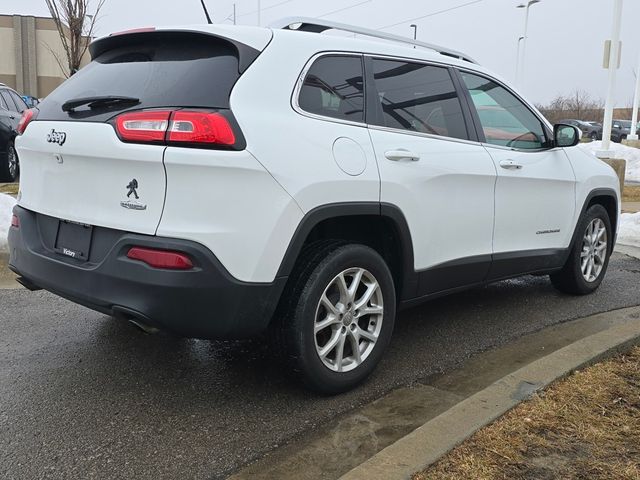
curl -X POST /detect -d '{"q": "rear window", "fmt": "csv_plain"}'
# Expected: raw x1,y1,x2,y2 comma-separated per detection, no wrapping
37,33,241,122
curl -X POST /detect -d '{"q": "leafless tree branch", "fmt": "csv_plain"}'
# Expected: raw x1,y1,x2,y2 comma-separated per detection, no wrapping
44,0,106,75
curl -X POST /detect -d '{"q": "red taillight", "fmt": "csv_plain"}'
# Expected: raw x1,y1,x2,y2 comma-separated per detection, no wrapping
168,111,236,145
113,109,238,147
115,110,171,143
127,247,194,270
17,108,36,135
10,214,19,228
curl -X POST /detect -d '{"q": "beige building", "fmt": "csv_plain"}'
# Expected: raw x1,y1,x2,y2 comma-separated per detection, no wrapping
0,14,89,98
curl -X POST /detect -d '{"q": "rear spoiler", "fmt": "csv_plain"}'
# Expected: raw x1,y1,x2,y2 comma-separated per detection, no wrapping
89,29,263,74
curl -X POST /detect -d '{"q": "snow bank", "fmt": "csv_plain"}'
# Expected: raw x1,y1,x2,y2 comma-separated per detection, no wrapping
578,141,640,183
618,212,640,248
0,193,17,251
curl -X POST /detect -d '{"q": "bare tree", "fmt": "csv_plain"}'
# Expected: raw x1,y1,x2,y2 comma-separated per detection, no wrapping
537,90,604,124
45,0,106,77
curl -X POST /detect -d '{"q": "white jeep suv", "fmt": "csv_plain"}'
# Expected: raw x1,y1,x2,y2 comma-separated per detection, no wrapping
7,18,620,393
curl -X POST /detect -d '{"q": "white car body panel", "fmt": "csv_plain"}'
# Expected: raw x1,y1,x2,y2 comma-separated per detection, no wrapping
369,130,496,270
16,121,166,235
157,148,303,282
484,145,577,253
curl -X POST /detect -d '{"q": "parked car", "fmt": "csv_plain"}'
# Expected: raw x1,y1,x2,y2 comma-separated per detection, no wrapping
558,119,602,141
22,95,40,108
0,83,28,181
611,119,639,142
8,19,620,393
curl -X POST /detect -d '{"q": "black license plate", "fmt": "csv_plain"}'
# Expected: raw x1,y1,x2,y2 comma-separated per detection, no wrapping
55,220,93,261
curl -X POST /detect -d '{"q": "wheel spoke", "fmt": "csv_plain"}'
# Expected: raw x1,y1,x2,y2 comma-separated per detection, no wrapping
355,282,379,310
349,332,362,365
585,259,593,281
315,314,338,333
581,257,589,272
358,327,378,343
359,305,384,317
336,273,349,304
347,269,364,304
319,330,341,358
320,293,339,316
334,334,346,372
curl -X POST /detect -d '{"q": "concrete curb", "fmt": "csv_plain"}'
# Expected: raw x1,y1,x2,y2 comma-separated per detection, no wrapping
339,314,640,480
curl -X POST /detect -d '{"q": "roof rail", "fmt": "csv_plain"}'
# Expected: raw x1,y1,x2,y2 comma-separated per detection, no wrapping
269,17,477,64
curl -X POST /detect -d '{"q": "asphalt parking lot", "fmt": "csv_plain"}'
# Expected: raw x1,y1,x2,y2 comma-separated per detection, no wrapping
2,253,640,480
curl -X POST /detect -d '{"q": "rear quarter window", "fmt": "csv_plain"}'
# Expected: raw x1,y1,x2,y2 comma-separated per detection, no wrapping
297,55,365,123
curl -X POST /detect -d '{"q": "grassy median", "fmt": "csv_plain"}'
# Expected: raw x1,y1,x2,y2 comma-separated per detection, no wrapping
414,346,640,480
624,184,640,202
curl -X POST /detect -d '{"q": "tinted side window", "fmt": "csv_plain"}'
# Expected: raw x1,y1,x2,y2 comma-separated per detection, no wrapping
298,55,365,123
370,59,468,140
8,91,27,113
0,91,15,112
0,91,8,110
461,72,546,150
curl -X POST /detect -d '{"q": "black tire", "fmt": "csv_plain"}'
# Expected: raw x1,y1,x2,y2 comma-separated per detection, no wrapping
590,132,598,141
550,204,612,295
0,141,19,182
271,241,396,394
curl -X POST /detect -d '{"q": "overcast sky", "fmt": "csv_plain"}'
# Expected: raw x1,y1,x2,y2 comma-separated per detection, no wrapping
4,0,640,107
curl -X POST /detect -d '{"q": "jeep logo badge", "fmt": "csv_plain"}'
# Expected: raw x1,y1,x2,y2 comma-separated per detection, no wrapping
46,129,67,146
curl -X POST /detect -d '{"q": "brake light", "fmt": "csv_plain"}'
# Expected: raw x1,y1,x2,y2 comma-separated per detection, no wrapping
115,110,171,143
127,247,194,270
113,110,239,148
110,27,156,36
168,111,236,145
17,108,36,135
11,214,19,228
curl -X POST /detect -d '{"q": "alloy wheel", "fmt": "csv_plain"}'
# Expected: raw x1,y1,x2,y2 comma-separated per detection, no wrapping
580,218,607,282
7,145,18,180
314,267,384,373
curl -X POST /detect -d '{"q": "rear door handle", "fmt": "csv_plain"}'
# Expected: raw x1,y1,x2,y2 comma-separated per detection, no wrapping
384,150,420,162
499,159,523,170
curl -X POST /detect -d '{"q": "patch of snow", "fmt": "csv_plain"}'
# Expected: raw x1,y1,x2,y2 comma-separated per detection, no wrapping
0,193,17,251
578,140,640,183
618,212,640,248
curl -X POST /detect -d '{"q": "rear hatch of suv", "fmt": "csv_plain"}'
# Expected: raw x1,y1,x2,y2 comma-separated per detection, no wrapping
16,27,271,235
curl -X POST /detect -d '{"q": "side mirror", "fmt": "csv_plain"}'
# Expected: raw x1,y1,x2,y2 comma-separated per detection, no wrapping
554,123,581,147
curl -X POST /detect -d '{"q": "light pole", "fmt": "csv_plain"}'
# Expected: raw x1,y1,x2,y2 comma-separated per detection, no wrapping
515,36,524,84
257,0,261,26
599,0,623,155
629,54,640,141
516,0,541,90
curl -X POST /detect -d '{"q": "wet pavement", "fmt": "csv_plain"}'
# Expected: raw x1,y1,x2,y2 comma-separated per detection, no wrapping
1,253,640,480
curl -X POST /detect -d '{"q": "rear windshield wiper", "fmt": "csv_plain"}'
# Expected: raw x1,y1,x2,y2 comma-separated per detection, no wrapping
62,96,140,112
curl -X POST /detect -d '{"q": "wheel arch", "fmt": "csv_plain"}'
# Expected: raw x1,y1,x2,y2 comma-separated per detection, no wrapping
573,188,619,252
276,202,417,301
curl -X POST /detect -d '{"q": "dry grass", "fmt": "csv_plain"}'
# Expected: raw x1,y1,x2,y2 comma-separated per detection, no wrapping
623,185,640,202
0,183,18,196
414,347,640,480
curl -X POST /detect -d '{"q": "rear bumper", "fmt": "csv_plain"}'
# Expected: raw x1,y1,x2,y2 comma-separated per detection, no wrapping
7,206,286,339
